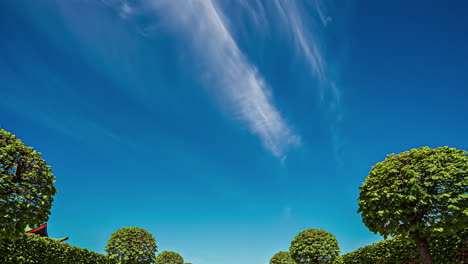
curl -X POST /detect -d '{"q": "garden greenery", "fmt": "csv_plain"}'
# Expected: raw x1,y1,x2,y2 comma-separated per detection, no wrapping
334,231,466,264
290,228,340,264
270,251,294,264
155,251,184,264
0,233,116,264
105,226,157,264
0,128,57,239
358,146,468,263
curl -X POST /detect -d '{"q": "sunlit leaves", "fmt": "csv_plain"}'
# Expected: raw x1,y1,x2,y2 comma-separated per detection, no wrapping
0,128,58,239
270,251,294,264
334,231,466,264
155,251,184,264
289,228,340,264
105,227,157,264
0,233,116,264
358,146,468,238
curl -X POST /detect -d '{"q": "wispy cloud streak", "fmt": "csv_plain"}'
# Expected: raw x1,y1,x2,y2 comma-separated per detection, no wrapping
142,0,300,158
270,0,343,162
273,1,328,98
238,0,341,117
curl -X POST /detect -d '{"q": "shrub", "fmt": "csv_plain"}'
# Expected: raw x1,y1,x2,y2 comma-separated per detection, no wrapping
105,226,157,264
335,231,466,264
270,251,294,264
0,233,116,264
155,251,184,264
290,228,340,264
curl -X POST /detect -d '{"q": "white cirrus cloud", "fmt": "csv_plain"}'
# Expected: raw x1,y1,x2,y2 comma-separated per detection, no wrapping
139,0,300,158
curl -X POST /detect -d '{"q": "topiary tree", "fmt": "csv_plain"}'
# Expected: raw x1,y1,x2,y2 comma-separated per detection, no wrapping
358,146,468,264
105,226,157,264
270,251,294,264
289,228,340,263
0,128,58,239
155,251,184,264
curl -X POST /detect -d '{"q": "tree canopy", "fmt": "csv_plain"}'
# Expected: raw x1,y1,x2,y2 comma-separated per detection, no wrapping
0,128,57,239
155,251,184,264
289,228,340,264
270,251,294,264
105,226,157,264
358,146,468,264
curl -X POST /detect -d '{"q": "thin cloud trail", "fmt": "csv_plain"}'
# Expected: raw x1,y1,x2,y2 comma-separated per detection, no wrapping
137,0,300,158
238,0,338,105
238,0,268,29
273,0,327,94
270,0,343,162
279,0,341,111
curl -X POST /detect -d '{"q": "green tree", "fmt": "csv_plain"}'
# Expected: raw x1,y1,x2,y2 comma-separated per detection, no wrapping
105,227,157,264
0,128,58,239
270,251,294,264
155,251,184,264
358,146,468,264
289,228,340,264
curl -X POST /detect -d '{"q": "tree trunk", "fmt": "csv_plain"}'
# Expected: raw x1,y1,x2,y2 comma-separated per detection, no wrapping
411,232,433,264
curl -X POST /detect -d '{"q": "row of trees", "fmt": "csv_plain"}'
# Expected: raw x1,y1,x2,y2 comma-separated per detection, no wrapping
1,127,467,263
269,146,467,264
105,226,187,264
0,128,191,264
269,228,340,264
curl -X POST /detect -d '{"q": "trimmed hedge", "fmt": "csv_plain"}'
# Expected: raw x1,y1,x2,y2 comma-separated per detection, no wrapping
0,233,116,264
335,232,466,264
334,236,418,264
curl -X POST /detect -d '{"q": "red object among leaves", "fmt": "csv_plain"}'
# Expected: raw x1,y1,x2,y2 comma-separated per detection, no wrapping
25,224,48,237
25,224,47,234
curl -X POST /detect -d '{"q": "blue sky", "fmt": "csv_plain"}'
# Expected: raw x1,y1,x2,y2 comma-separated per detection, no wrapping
1,0,468,264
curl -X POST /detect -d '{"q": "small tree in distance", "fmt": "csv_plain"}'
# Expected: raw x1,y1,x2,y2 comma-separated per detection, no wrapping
155,251,184,264
0,128,58,239
290,228,340,264
105,226,157,264
270,251,294,264
358,146,468,264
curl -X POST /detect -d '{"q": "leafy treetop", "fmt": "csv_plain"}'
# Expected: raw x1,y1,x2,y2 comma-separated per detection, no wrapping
270,251,294,264
358,146,468,237
289,228,340,264
0,128,57,239
155,251,184,264
358,146,468,264
105,226,157,264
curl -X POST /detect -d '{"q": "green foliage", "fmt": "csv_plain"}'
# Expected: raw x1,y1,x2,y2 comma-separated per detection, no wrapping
155,251,184,264
105,227,157,264
290,228,340,264
270,251,294,264
334,235,418,264
358,146,468,239
334,231,466,264
0,128,58,239
0,233,116,264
